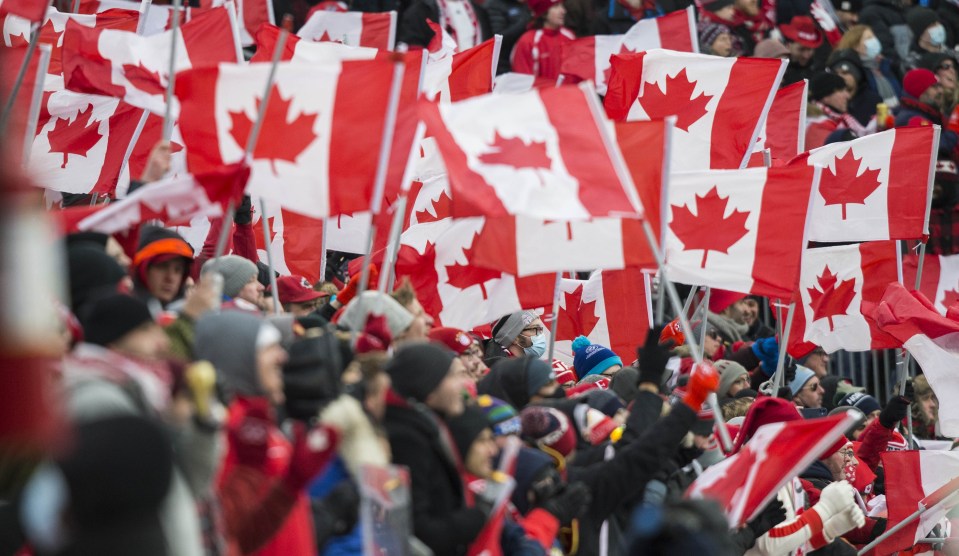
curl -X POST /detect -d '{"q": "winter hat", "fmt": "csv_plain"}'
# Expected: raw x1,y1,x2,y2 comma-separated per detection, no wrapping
838,392,881,415
708,289,747,314
476,395,522,436
913,374,933,398
788,365,816,397
699,21,731,48
82,294,154,347
282,334,346,420
133,225,193,286
195,311,271,398
510,447,556,514
917,51,957,73
578,406,618,445
525,357,555,396
276,274,326,305
552,359,578,385
753,38,789,58
67,242,127,315
833,379,866,402
903,68,939,99
936,158,959,184
701,0,735,13
428,327,475,355
66,231,109,249
338,291,414,338
809,72,848,101
828,48,865,84
779,16,823,48
581,389,625,418
492,310,538,348
907,7,940,41
732,396,802,453
565,376,610,397
609,367,641,403
830,405,866,439
478,357,536,409
448,406,493,462
714,360,749,398
386,342,454,403
837,0,861,11
201,255,258,298
527,0,560,18
571,336,622,379
520,406,578,458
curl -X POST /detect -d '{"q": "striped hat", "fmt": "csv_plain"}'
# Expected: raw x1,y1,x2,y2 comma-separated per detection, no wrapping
476,395,522,436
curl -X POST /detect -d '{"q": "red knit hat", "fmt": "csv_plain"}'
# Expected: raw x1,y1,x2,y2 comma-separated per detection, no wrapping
428,327,474,355
520,406,578,458
731,397,802,453
903,68,939,99
527,0,561,19
708,289,748,314
779,16,823,48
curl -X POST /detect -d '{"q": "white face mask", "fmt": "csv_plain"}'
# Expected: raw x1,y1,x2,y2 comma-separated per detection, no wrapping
864,36,882,59
928,24,947,46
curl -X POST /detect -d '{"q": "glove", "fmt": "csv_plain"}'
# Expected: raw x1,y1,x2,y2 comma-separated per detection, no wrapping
659,317,685,347
284,421,340,492
319,394,369,438
777,386,794,400
751,337,779,377
541,481,592,523
336,265,378,307
904,379,915,401
879,396,910,429
682,361,720,411
234,195,253,225
783,358,797,384
822,504,866,542
810,1,837,32
311,480,360,547
638,326,673,387
747,499,787,539
228,398,274,468
815,480,857,522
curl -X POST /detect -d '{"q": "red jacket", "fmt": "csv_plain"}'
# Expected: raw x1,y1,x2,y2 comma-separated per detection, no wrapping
511,27,576,80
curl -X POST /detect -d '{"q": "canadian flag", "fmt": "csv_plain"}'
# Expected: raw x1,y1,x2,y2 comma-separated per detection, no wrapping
0,0,48,23
422,83,643,220
873,282,959,437
2,44,50,163
793,126,938,242
604,49,785,170
252,22,379,62
297,10,396,50
875,450,959,553
560,7,698,95
79,0,223,37
663,165,818,300
423,35,501,103
686,411,859,527
253,204,324,283
66,164,249,234
61,7,239,115
492,72,556,94
126,114,187,184
908,252,959,315
787,240,901,357
552,268,653,364
175,59,399,218
194,0,271,47
748,79,807,167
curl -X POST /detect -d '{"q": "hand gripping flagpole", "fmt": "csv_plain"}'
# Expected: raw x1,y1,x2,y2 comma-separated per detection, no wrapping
162,0,183,142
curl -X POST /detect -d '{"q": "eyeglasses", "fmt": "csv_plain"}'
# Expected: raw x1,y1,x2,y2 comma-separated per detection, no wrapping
807,381,823,392
940,63,956,71
839,448,856,460
521,326,544,337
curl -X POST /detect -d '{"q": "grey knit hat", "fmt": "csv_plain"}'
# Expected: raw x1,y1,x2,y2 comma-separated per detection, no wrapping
715,360,749,398
339,291,414,337
201,255,258,298
492,311,538,348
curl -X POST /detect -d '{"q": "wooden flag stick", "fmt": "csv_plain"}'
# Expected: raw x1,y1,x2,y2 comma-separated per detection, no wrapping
162,0,183,142
0,19,42,136
546,271,562,362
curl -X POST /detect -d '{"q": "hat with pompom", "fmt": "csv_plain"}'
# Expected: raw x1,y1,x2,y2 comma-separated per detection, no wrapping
476,395,522,437
571,336,622,380
521,406,577,458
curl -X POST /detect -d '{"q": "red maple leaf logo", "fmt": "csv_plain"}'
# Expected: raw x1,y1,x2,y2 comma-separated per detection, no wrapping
396,241,442,321
414,190,452,224
316,30,344,44
638,69,713,132
122,62,165,95
8,32,29,47
819,149,882,220
445,233,503,299
668,186,750,267
942,287,959,311
47,104,103,168
228,85,318,175
807,266,857,331
557,284,600,339
477,132,552,170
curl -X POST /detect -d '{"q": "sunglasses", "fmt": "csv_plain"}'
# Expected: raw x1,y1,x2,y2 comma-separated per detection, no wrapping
940,63,956,71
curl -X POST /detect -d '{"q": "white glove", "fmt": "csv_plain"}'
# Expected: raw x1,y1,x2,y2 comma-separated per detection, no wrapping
319,394,368,436
816,480,857,521
810,1,837,33
822,504,866,542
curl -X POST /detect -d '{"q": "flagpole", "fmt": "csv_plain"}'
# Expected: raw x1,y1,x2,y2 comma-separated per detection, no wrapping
21,45,50,166
682,285,699,317
0,19,43,136
857,489,959,555
71,0,80,13
655,270,667,325
699,286,711,362
547,271,562,361
640,219,733,452
162,0,183,142
900,240,928,445
135,0,153,35
259,198,281,315
377,197,406,293
771,301,796,393
318,217,329,285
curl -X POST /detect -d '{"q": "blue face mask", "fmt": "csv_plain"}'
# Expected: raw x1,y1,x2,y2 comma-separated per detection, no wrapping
929,25,947,46
524,333,548,358
864,36,882,60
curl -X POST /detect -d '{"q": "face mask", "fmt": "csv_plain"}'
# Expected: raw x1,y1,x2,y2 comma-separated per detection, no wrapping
524,333,548,358
929,25,946,46
864,36,882,60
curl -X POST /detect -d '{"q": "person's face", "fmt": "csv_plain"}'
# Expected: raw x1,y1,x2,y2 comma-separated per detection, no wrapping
426,360,467,416
938,59,958,90
530,379,561,403
725,299,750,324
544,3,565,29
458,342,485,380
511,318,546,353
704,330,721,358
726,373,750,397
824,446,856,481
110,322,170,361
287,299,320,317
918,392,939,423
921,83,944,106
857,27,876,55
711,32,733,57
237,275,264,305
401,298,432,343
805,351,830,377
105,237,131,271
740,298,759,325
256,343,288,405
734,0,758,16
822,87,852,113
836,69,858,93
714,4,736,21
465,429,499,478
364,373,391,423
146,258,187,303
794,377,824,408
788,42,815,66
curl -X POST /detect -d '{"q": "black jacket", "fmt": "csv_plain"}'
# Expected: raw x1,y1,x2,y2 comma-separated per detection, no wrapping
384,398,486,555
397,0,492,48
485,0,530,73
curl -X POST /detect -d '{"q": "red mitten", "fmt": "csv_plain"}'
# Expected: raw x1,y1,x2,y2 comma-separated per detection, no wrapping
355,313,392,354
682,361,719,412
659,318,685,347
336,264,379,306
228,398,274,468
283,421,340,492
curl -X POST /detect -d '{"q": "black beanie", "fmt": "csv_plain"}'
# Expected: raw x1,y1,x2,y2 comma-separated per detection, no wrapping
809,72,848,101
386,342,455,403
283,335,345,420
82,294,154,347
447,406,492,462
66,231,109,249
907,7,940,41
67,242,127,315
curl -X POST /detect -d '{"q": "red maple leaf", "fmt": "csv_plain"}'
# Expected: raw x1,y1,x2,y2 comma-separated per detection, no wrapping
316,30,344,44
122,62,166,96
942,287,959,310
397,241,442,321
228,85,318,175
38,19,64,74
668,186,750,267
35,90,54,136
638,69,713,132
477,132,551,170
819,149,882,220
807,266,857,331
47,104,103,168
414,190,452,224
556,284,600,339
445,234,503,299
8,32,29,48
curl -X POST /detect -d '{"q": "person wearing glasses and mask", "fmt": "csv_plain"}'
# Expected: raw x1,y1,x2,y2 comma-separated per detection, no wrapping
789,366,825,409
483,310,549,367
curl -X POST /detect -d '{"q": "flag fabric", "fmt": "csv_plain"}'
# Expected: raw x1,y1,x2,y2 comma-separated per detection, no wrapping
748,80,807,167
79,0,221,37
559,7,697,95
175,59,399,218
604,49,785,170
296,10,396,50
792,126,938,242
686,412,859,528
492,72,556,94
788,240,901,357
873,282,959,437
126,113,187,184
875,450,959,553
663,165,818,300
252,22,378,62
0,0,49,23
907,252,959,315
252,204,325,283
195,0,272,47
2,44,51,163
62,7,238,115
422,82,643,220
422,35,501,103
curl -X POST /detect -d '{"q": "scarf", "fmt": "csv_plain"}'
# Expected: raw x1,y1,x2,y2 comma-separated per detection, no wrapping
860,54,900,108
813,100,875,137
436,0,481,51
900,96,945,125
